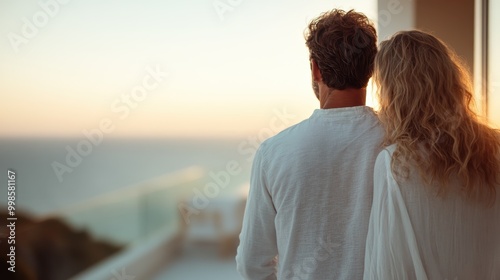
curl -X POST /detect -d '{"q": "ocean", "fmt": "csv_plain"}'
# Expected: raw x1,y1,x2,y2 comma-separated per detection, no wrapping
0,138,254,216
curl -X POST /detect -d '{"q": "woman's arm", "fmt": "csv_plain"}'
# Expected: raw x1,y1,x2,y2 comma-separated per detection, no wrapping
363,149,428,280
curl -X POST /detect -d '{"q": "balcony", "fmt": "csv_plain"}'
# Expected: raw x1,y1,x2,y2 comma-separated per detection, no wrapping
2,166,247,280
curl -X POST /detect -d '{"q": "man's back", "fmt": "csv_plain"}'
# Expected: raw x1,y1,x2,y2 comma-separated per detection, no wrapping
236,106,383,279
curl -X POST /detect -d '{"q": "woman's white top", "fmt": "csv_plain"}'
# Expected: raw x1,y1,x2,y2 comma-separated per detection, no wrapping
364,145,500,280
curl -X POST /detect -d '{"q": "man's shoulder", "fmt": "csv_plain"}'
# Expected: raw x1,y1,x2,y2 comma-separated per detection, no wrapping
258,118,309,154
259,109,383,155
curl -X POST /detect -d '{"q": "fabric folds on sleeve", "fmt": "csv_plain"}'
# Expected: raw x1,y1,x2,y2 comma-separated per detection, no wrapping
363,149,428,280
236,145,278,280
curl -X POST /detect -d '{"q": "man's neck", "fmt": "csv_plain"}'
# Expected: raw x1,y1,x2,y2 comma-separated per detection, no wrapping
320,88,366,109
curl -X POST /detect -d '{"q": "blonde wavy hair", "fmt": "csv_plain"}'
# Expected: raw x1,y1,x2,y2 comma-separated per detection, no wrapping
375,30,500,204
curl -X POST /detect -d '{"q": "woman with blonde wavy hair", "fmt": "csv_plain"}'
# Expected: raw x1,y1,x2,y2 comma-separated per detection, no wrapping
363,30,500,279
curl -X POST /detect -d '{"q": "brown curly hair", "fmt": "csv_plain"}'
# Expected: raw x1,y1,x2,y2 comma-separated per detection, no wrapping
305,9,377,90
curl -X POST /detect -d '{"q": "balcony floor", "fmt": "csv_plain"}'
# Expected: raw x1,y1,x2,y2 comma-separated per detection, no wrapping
153,242,240,280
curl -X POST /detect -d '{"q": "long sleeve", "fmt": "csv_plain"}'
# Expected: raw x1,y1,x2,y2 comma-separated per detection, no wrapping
236,145,278,280
363,149,428,280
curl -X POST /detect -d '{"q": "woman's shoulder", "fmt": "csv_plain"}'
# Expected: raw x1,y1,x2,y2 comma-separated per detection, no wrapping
374,144,414,192
375,144,397,167
382,143,397,154
374,144,398,185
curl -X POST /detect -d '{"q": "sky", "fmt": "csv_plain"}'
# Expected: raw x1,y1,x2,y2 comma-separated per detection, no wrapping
0,0,379,138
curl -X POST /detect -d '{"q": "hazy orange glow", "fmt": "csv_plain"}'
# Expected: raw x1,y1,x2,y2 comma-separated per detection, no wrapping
0,1,378,138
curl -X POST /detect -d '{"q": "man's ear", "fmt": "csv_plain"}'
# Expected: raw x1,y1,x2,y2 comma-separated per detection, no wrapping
311,59,322,82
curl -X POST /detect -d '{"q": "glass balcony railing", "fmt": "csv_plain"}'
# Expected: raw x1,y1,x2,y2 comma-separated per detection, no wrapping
54,166,205,247
21,165,250,280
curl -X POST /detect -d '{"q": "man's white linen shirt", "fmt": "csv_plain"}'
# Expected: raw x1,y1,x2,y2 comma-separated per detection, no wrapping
236,106,384,280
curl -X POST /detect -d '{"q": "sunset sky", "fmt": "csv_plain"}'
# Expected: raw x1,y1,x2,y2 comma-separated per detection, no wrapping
0,0,379,138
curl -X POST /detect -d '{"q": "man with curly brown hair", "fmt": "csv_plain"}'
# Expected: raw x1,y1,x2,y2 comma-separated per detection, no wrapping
236,9,383,280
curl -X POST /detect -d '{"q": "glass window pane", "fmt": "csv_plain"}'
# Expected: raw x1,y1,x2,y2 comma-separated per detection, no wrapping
489,0,500,127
